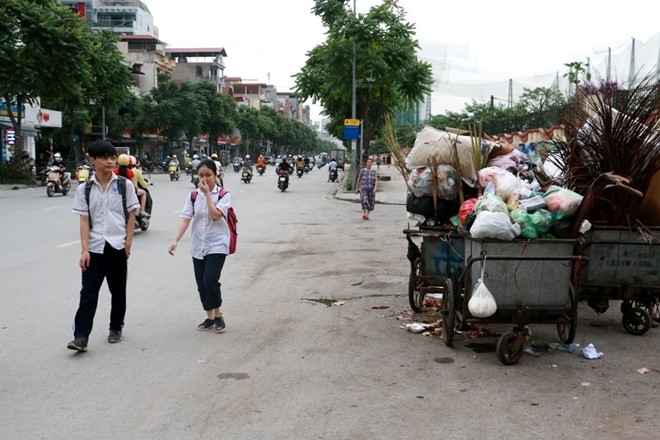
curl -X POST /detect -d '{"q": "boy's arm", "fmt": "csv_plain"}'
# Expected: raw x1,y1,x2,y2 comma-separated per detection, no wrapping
125,210,135,257
79,216,91,271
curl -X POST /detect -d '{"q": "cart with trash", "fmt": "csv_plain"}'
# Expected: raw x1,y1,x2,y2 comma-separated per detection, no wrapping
576,225,660,335
404,224,581,365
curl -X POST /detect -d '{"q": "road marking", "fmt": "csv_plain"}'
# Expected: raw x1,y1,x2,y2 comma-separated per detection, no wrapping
57,240,80,248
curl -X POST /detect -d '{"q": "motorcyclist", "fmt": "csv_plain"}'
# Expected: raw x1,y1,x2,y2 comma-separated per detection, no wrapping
191,154,201,173
295,156,304,170
115,154,150,218
51,152,66,176
211,153,224,187
256,154,267,173
242,154,253,176
328,158,338,181
277,158,292,186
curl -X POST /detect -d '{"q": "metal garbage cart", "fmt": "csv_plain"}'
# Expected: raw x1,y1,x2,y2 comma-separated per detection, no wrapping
577,226,660,335
403,226,465,313
443,237,582,365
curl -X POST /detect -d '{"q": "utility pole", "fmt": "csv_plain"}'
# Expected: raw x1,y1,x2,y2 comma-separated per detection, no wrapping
350,0,358,189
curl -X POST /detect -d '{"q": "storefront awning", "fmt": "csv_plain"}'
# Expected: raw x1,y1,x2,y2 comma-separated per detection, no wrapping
0,120,40,136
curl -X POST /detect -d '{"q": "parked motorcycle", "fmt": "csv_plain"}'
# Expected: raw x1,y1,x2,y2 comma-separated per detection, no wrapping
241,167,252,183
277,171,289,192
256,164,265,176
296,167,304,178
168,161,180,181
76,164,91,183
328,168,338,183
46,166,71,197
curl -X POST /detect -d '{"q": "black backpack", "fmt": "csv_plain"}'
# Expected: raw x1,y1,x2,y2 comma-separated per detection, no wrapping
84,176,128,230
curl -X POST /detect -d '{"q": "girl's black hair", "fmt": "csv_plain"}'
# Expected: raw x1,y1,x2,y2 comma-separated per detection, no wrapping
118,165,130,178
87,140,117,158
197,158,217,174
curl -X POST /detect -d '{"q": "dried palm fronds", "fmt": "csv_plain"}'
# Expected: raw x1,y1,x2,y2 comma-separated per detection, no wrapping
382,114,412,192
550,75,660,224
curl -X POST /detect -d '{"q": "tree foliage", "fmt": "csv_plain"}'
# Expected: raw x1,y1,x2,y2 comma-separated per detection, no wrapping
294,0,433,158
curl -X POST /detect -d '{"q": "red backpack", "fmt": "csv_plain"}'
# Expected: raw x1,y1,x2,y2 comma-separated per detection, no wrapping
191,188,237,254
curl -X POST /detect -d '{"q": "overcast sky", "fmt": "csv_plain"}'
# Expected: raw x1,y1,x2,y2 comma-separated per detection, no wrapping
146,0,659,120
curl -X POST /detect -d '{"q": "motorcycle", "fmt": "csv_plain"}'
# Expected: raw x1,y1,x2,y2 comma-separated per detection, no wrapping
241,167,252,183
256,164,265,176
328,168,338,183
136,188,153,232
168,161,180,181
296,167,304,178
76,164,91,183
192,171,199,188
303,164,311,174
277,171,289,192
233,162,241,173
46,166,71,197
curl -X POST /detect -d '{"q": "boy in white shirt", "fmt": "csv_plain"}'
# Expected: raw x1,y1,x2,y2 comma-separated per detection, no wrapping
67,140,140,352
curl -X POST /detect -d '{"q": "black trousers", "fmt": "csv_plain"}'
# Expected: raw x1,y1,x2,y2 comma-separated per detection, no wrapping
73,242,128,338
192,254,226,311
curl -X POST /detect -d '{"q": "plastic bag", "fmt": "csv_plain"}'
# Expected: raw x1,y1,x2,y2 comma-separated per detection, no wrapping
510,208,553,239
470,211,521,240
408,167,434,198
475,195,508,215
543,185,583,219
478,167,525,202
468,258,497,318
459,198,478,225
408,164,458,200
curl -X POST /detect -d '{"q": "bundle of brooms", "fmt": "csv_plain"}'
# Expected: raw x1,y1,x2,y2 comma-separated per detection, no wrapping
549,75,660,226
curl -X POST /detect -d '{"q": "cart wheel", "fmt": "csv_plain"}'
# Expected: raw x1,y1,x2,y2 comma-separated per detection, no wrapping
557,285,578,344
496,331,524,365
442,277,456,347
622,307,651,335
408,257,424,312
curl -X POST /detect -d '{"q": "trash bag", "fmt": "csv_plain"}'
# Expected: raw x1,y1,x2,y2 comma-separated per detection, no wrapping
549,218,573,238
543,185,583,219
408,167,434,198
468,259,497,318
510,208,553,239
459,198,478,225
408,164,458,200
470,211,521,240
475,195,508,215
406,193,459,223
463,210,477,231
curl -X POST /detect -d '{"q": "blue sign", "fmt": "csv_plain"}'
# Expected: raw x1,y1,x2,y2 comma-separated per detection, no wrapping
344,126,360,140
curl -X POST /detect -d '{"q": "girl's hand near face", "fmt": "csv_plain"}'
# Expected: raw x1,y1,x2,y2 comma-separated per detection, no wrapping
199,178,209,194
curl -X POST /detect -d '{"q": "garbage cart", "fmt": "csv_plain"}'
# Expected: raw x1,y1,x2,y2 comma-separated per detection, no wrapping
577,226,660,335
443,237,582,365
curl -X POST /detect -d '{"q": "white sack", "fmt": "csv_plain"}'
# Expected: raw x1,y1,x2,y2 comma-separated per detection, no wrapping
470,211,521,240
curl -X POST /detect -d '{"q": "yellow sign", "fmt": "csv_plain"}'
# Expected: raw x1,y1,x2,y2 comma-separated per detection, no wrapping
344,119,360,126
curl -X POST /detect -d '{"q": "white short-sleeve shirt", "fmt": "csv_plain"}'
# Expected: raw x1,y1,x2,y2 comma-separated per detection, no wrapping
180,186,231,259
72,174,140,253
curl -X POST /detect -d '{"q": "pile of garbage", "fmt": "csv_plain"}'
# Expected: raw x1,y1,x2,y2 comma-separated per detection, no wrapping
405,126,586,240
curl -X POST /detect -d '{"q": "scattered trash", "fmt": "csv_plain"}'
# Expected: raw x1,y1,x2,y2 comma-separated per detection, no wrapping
333,301,345,306
197,360,206,363
406,323,426,333
581,382,591,387
548,342,582,354
582,343,603,359
637,367,650,374
524,346,542,357
372,305,390,309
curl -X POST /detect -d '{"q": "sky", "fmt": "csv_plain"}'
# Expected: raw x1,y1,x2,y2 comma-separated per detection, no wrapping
146,0,660,121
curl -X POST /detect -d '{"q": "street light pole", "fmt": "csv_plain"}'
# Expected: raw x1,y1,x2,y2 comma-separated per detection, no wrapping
350,0,357,189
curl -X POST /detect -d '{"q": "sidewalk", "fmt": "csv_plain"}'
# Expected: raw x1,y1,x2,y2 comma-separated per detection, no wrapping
334,164,407,206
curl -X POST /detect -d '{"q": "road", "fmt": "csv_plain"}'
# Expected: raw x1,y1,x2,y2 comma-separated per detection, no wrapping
0,166,659,440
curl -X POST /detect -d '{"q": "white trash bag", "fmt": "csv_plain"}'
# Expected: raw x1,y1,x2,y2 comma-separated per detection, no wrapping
468,258,497,318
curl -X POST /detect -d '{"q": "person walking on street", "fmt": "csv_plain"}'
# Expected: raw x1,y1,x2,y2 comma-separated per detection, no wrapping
355,158,378,221
169,159,231,333
67,140,140,352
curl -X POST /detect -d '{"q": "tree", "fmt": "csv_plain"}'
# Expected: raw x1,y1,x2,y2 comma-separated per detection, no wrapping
194,81,237,152
518,87,565,128
294,0,432,160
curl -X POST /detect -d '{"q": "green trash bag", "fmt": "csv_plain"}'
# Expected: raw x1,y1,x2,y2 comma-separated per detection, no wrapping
510,208,553,239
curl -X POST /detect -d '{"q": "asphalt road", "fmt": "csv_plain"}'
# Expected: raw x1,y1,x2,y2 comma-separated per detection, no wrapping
1,167,659,440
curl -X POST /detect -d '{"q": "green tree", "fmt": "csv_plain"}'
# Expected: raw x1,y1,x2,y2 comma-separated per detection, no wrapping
294,0,432,160
194,81,237,152
518,86,565,128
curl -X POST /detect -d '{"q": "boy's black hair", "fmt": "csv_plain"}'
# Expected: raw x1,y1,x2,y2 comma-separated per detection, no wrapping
87,140,117,158
197,158,217,174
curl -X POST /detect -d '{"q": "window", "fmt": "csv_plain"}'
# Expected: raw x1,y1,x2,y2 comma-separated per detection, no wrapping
196,66,203,78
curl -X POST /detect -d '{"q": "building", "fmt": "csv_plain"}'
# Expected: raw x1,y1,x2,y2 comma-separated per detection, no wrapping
166,48,228,93
117,35,176,94
59,0,159,37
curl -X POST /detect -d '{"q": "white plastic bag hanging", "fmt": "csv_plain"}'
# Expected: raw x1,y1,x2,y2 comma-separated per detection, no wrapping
468,257,497,318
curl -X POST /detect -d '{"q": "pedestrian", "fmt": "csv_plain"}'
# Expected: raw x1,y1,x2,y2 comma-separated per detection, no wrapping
376,156,381,169
168,158,231,333
355,158,378,220
67,140,140,352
